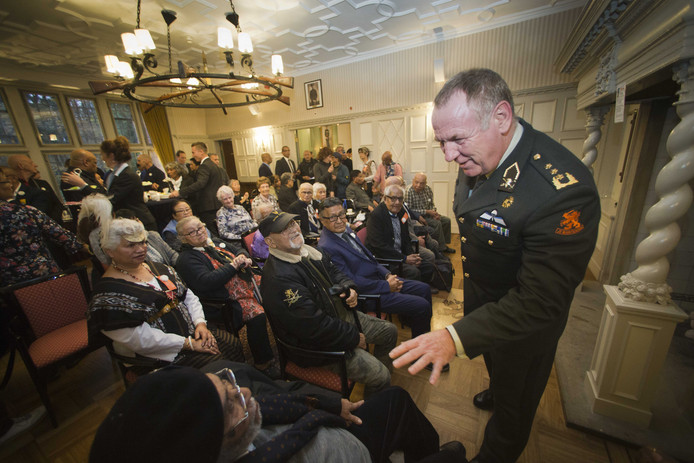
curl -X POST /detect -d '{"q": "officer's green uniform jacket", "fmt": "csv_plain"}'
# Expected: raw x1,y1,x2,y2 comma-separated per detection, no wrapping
451,118,600,358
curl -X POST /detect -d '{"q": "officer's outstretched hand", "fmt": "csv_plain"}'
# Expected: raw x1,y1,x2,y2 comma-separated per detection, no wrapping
390,329,456,385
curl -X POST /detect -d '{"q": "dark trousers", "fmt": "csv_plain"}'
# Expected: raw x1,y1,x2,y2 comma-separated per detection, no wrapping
477,344,557,463
348,386,440,463
245,314,274,365
378,279,432,338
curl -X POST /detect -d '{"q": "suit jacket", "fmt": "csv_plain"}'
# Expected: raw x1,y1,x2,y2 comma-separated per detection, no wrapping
179,158,228,214
258,163,273,179
287,199,320,235
60,167,106,202
22,178,64,223
277,185,297,211
140,165,166,190
275,156,296,176
318,226,391,295
366,202,414,261
452,119,600,358
106,166,157,230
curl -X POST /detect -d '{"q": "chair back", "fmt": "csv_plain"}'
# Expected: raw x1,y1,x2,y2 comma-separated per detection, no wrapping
356,227,368,245
8,267,90,339
241,227,257,256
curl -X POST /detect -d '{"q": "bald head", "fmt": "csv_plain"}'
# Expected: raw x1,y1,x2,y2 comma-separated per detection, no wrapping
412,173,427,193
384,175,405,189
70,149,98,173
8,154,38,181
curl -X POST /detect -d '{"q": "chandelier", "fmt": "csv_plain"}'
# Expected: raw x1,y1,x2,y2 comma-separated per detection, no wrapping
89,0,293,114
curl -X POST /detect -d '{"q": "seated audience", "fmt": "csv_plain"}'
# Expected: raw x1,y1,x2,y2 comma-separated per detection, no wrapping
288,182,321,236
7,155,64,223
101,136,157,230
406,173,454,254
372,151,403,194
216,186,257,240
313,182,327,202
87,218,244,368
313,147,335,196
114,209,179,266
297,149,316,183
346,170,376,212
175,216,278,377
366,185,435,285
136,153,166,191
269,174,281,198
229,179,251,213
162,199,210,252
60,148,106,201
332,153,350,199
277,172,297,211
0,169,84,287
163,162,188,192
90,364,467,463
317,198,434,341
251,177,278,220
250,204,274,261
259,211,397,397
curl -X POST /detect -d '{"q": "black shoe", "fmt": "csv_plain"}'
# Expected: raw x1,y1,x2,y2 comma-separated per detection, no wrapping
429,285,440,294
442,246,456,254
472,389,493,410
439,441,466,458
424,362,450,373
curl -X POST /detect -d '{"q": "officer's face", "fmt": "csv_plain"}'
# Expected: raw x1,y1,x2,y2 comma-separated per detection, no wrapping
320,205,347,234
432,91,506,177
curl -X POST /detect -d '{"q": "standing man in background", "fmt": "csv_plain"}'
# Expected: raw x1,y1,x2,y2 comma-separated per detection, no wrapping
176,150,189,174
60,149,106,202
390,68,600,463
170,142,229,234
258,152,273,178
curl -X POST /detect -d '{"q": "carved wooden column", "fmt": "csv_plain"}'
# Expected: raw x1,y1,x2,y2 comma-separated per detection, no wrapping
582,106,610,171
585,61,692,427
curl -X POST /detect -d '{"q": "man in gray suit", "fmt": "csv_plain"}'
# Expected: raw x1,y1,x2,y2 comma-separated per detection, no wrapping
171,141,229,234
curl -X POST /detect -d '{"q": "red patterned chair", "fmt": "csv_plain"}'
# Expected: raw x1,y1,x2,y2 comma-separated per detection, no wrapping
0,266,104,427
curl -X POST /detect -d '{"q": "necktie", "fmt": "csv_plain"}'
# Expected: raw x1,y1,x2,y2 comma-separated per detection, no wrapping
341,233,366,258
306,203,319,231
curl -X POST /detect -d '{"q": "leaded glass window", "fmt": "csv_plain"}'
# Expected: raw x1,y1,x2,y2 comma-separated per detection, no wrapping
109,102,140,144
67,97,104,145
23,92,70,144
0,91,20,145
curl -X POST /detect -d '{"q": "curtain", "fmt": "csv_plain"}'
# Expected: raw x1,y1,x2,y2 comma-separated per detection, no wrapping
139,103,174,165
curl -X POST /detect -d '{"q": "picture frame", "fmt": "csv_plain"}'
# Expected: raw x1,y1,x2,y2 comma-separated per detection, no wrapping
304,79,323,110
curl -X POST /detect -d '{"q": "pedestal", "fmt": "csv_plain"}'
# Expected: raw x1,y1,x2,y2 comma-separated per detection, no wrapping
585,285,687,427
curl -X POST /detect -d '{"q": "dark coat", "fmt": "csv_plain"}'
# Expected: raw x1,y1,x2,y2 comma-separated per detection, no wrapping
106,166,157,230
140,165,166,191
277,185,297,212
260,251,359,366
179,158,229,214
22,178,64,223
297,158,317,181
275,156,296,177
452,119,600,358
365,202,414,261
60,167,106,202
287,199,320,235
258,163,273,179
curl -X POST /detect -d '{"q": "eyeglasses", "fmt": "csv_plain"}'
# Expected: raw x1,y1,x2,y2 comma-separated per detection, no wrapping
174,207,192,214
385,195,404,203
280,220,300,234
321,211,346,223
183,225,206,237
214,368,248,432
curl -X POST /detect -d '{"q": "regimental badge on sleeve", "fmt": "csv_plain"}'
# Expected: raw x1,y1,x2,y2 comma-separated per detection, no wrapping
555,210,584,235
283,288,301,306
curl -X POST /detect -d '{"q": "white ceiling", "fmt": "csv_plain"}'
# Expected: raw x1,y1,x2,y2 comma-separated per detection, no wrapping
0,0,585,89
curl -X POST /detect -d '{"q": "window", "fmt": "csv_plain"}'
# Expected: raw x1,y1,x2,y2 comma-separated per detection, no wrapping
42,151,72,200
137,109,152,146
23,92,70,145
0,91,20,145
67,97,104,145
109,102,140,144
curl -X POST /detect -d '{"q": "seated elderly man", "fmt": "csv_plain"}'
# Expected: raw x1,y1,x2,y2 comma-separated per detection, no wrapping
317,197,432,340
346,170,377,212
259,211,397,397
366,184,435,285
405,173,454,254
277,172,297,211
287,182,321,236
90,364,467,463
136,153,166,191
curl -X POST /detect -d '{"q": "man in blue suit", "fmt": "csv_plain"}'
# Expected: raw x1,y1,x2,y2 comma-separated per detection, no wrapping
317,197,433,339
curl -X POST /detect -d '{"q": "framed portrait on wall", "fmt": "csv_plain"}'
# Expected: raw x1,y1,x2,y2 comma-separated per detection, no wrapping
305,79,323,110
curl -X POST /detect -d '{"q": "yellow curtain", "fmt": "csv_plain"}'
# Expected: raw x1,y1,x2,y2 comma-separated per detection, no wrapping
139,103,175,165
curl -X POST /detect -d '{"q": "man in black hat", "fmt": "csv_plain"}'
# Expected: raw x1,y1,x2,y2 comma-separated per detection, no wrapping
90,363,467,462
258,211,397,398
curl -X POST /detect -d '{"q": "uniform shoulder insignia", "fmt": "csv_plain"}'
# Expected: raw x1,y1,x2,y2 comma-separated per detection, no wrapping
283,288,301,306
555,210,585,235
531,152,581,191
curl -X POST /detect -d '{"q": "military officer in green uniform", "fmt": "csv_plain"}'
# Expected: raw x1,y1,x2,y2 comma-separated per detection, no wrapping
390,69,600,463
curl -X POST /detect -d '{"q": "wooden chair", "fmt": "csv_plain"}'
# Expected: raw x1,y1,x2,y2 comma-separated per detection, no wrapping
355,226,406,275
0,266,104,427
103,338,170,388
240,227,265,264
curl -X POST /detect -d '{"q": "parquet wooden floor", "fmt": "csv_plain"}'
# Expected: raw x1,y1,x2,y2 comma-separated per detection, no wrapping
0,234,641,462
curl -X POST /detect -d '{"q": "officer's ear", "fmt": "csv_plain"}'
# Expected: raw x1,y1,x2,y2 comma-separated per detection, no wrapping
492,100,514,135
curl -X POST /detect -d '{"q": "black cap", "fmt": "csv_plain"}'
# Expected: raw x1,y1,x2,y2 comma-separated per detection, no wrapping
258,210,298,237
90,366,224,463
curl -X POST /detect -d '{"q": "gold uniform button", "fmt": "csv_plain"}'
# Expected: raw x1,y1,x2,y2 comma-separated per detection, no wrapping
461,256,466,262
488,240,494,246
458,217,464,224
461,236,467,243
464,272,470,278
533,154,541,160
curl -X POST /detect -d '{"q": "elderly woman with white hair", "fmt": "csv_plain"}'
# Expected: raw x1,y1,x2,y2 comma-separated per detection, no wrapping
215,185,256,240
87,218,244,369
312,182,327,202
76,193,113,270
